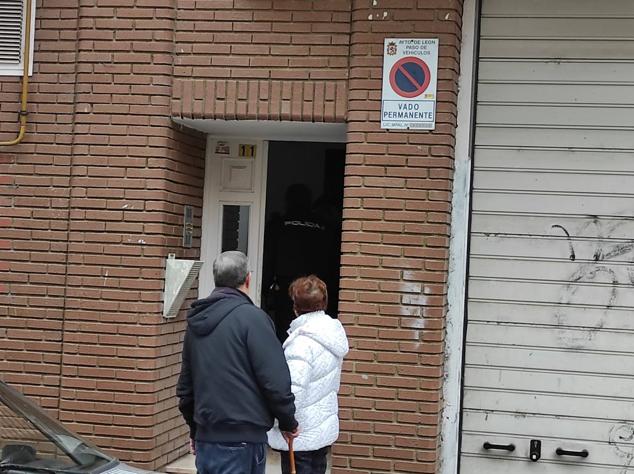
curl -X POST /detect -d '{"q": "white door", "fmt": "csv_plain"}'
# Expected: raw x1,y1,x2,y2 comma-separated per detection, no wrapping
199,138,267,303
461,0,634,472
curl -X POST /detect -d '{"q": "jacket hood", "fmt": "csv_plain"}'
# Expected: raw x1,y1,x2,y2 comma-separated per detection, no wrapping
286,311,348,358
187,287,252,337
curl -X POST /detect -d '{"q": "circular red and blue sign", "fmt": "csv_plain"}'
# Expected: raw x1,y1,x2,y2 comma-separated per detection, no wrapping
389,56,431,98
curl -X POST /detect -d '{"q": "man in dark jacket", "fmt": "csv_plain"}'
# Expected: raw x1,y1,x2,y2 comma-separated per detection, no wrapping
177,251,299,474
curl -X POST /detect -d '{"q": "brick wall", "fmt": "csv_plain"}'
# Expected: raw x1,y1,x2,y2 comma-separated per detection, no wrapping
1,0,206,470
53,0,208,465
172,0,351,121
1,0,80,413
148,125,206,468
3,0,465,471
336,1,463,472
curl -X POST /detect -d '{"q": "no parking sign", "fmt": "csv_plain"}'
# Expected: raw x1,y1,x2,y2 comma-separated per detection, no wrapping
381,38,438,130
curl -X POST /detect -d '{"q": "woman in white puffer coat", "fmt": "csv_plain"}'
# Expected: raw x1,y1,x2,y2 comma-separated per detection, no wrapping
268,275,349,474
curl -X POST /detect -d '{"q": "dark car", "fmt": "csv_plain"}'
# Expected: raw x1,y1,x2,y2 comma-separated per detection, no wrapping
0,380,154,474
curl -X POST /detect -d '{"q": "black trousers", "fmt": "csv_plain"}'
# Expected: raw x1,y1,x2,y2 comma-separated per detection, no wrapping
280,446,329,474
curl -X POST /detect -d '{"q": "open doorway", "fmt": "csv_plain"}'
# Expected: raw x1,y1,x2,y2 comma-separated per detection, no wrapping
260,141,346,342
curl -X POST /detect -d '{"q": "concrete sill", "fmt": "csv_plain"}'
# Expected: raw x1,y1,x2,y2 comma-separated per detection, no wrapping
163,450,282,474
163,449,331,474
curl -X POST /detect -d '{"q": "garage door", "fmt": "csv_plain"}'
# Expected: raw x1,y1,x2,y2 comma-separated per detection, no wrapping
460,0,634,472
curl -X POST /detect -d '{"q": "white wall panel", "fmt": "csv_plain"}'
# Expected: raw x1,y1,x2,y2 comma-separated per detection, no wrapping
479,60,634,84
460,1,634,473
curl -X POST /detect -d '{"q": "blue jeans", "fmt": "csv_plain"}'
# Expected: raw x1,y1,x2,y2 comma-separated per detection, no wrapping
195,441,266,474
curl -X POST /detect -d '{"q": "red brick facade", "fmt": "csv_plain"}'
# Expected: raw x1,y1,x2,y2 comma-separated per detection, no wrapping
172,0,350,122
1,1,463,472
337,2,461,472
1,0,206,468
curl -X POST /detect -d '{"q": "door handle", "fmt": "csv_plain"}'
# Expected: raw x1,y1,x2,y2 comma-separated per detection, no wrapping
529,439,541,462
483,442,515,452
556,447,589,458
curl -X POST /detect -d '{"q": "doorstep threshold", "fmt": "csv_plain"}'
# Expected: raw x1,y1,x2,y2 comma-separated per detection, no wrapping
163,450,283,474
163,449,330,474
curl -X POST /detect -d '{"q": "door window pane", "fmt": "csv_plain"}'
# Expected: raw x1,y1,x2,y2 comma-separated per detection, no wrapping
221,205,250,254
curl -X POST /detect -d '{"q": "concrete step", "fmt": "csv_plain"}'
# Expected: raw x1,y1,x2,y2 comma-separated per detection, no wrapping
163,449,331,474
163,454,196,474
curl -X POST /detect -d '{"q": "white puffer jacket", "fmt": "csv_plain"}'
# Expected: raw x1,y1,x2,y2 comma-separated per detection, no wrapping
268,310,349,452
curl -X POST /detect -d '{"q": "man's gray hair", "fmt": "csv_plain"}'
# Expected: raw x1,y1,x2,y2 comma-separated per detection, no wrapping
213,251,249,289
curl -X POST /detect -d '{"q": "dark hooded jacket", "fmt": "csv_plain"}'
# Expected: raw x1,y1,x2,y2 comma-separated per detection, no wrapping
176,287,297,443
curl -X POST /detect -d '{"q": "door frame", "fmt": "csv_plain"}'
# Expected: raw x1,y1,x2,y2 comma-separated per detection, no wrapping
198,124,348,303
441,0,480,472
199,136,269,303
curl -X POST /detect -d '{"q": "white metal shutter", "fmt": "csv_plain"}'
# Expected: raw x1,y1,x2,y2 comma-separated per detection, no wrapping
461,0,634,472
0,0,23,64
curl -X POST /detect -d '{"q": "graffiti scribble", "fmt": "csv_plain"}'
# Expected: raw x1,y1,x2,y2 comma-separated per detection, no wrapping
609,424,634,474
554,216,634,349
551,224,576,261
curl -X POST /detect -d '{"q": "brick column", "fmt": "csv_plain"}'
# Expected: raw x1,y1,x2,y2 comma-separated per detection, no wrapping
0,0,206,469
336,1,463,472
54,2,206,469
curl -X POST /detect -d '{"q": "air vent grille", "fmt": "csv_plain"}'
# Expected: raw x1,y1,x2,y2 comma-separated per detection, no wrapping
0,0,23,65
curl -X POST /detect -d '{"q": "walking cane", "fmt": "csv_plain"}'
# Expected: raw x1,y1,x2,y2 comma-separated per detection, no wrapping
288,437,296,474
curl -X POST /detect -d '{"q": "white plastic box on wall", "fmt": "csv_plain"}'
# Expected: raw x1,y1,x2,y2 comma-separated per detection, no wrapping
163,254,203,319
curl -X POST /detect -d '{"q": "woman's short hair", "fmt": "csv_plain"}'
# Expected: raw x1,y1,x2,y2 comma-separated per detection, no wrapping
289,275,328,315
